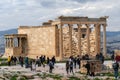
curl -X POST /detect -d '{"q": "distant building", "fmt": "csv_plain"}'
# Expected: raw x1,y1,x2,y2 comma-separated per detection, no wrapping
4,16,108,60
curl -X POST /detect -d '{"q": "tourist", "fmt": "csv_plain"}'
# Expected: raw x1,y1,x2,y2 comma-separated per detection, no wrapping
99,53,104,64
43,55,46,63
66,60,70,74
25,57,29,68
47,57,50,65
30,59,32,71
49,60,54,73
11,56,14,64
112,61,119,79
43,60,46,67
35,56,40,67
77,56,81,69
90,63,95,77
69,60,74,74
111,53,114,61
85,54,89,60
19,56,21,63
73,57,77,69
95,53,100,60
51,56,56,66
13,56,17,65
85,61,90,76
40,55,43,65
7,56,11,66
19,56,24,67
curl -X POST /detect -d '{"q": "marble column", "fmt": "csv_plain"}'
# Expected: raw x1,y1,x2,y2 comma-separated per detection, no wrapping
19,38,22,47
78,24,82,56
95,24,99,54
86,24,90,55
60,24,63,59
68,24,72,56
103,24,107,57
55,25,59,57
97,24,101,53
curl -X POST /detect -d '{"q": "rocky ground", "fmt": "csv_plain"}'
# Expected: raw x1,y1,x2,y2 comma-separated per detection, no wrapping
0,61,118,80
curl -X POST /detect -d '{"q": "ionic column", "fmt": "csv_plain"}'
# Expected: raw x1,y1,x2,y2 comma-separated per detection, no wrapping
59,24,63,59
97,24,101,53
103,24,107,57
86,24,90,55
78,24,82,56
19,38,22,47
68,24,73,56
11,38,14,47
95,24,99,54
55,25,59,57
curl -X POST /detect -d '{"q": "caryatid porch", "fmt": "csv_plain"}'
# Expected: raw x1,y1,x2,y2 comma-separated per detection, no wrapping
4,34,27,57
52,16,108,59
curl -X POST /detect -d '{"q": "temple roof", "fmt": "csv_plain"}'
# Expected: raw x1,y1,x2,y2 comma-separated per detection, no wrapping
5,34,27,38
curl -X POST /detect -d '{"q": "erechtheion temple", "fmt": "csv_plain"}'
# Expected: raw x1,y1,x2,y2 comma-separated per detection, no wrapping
4,16,108,60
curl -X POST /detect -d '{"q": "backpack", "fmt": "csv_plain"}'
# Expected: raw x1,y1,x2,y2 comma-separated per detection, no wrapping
112,63,118,69
49,61,54,69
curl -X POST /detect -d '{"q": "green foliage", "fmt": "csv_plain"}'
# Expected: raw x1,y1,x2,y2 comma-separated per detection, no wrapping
101,72,114,76
0,58,7,61
36,73,63,80
10,75,18,80
47,74,63,80
0,62,8,66
69,76,80,80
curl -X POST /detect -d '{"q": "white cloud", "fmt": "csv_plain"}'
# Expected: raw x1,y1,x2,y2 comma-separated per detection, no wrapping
0,0,119,31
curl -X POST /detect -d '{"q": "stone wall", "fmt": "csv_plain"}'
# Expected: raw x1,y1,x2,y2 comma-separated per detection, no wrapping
62,27,99,57
18,26,56,58
4,48,14,57
80,60,102,73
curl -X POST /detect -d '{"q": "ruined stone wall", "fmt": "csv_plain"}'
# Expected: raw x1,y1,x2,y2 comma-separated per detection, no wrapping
4,48,14,57
18,26,56,58
63,27,98,57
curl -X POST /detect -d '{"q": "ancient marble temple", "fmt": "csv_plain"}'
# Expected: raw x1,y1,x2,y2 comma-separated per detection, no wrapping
4,16,108,60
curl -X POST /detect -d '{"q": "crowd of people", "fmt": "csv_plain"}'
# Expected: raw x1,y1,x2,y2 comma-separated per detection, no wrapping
6,52,120,79
7,55,56,73
66,55,81,75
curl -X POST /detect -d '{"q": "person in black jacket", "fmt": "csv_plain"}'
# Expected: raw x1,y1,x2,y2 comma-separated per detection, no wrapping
66,60,69,74
85,61,90,76
51,56,56,66
112,61,119,79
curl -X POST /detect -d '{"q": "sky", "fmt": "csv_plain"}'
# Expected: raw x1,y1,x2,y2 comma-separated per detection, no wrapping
0,0,119,31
